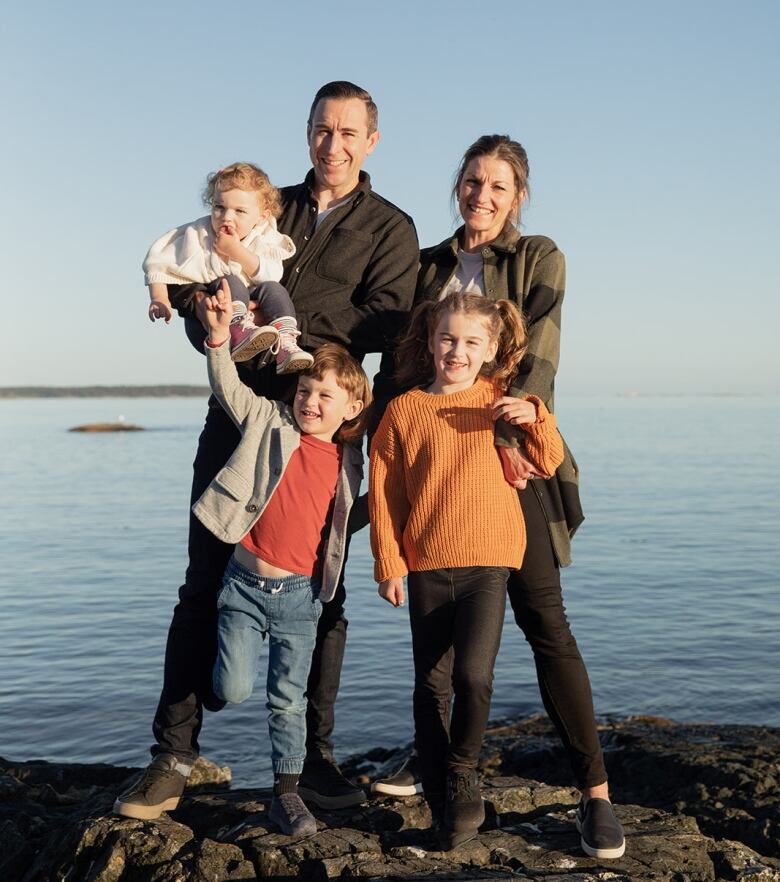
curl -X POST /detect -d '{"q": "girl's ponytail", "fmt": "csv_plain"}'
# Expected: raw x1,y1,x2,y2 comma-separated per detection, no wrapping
490,299,527,391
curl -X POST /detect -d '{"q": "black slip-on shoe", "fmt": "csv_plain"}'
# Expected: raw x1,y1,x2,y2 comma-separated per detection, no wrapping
575,797,626,859
371,753,423,796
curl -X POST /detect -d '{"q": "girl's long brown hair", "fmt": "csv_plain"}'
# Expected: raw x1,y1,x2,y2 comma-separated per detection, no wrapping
394,292,527,392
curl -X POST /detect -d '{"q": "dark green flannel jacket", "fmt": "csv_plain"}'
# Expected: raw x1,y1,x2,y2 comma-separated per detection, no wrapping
413,225,584,567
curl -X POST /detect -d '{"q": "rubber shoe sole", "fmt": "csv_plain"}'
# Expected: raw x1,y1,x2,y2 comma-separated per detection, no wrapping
276,351,315,374
113,794,180,820
232,327,279,362
297,784,366,810
371,778,423,796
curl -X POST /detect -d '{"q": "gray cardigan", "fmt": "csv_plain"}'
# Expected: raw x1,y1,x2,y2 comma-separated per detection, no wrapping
192,343,364,602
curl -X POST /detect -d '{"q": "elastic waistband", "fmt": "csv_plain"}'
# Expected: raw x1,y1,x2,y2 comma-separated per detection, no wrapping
226,556,317,595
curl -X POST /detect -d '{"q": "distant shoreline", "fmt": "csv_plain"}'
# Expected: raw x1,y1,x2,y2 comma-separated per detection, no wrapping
0,386,210,399
1,387,775,400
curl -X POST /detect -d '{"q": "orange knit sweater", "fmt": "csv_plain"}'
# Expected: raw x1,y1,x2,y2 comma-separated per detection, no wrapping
369,378,564,581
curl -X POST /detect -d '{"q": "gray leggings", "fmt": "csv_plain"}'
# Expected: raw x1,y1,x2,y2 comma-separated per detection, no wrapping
166,277,295,351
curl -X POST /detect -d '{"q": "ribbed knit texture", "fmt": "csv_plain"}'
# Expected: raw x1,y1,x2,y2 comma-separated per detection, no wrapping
369,378,564,581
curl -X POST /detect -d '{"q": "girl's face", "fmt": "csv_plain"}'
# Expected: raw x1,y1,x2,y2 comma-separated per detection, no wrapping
428,310,498,393
210,188,266,240
457,156,522,244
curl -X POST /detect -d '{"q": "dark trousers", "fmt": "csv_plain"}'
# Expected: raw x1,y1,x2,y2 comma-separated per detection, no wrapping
508,486,607,789
151,400,348,762
408,566,509,802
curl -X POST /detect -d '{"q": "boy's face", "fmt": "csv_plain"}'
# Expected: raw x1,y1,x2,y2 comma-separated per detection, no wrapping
210,187,265,240
293,369,363,442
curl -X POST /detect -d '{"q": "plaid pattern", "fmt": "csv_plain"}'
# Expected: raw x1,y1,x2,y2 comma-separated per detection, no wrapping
414,226,583,566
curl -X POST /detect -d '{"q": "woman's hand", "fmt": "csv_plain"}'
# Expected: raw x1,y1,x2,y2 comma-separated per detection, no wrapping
491,396,537,426
378,577,405,608
498,446,546,489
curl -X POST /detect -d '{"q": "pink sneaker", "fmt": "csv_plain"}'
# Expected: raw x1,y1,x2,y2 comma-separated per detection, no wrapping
271,317,314,374
229,311,279,363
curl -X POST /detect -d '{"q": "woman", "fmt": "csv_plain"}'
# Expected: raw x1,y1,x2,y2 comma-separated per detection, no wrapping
373,135,625,860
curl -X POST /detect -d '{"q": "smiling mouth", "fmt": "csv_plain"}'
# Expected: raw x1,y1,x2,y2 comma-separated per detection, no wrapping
300,409,320,419
467,205,493,216
321,158,347,167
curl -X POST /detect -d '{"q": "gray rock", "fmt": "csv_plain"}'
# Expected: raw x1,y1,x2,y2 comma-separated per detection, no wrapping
2,718,779,881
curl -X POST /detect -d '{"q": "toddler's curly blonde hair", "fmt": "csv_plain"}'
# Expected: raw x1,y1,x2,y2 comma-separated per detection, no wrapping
202,162,282,218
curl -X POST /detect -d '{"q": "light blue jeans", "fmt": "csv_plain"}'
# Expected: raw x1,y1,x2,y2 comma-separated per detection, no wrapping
213,557,322,775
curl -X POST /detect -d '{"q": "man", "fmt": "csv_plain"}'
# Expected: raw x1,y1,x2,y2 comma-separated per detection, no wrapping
115,81,418,820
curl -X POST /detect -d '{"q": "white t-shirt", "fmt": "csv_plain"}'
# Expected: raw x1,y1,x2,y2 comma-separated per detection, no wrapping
440,249,485,298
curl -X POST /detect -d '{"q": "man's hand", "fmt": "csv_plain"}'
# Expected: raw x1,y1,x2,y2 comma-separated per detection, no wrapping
491,396,537,426
378,577,405,607
148,300,173,323
498,446,546,490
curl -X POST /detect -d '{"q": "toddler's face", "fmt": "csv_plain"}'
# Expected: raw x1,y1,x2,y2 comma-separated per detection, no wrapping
211,188,265,240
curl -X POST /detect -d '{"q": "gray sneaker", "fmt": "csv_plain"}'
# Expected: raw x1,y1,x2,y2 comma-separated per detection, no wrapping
268,792,318,837
113,754,191,820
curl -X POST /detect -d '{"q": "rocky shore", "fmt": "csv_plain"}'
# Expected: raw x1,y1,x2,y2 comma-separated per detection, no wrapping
2,716,778,881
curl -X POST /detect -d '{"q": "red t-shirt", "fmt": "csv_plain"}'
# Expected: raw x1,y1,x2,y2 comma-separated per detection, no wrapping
240,434,342,576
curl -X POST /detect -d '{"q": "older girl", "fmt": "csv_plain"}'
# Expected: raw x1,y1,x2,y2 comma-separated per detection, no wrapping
369,293,563,850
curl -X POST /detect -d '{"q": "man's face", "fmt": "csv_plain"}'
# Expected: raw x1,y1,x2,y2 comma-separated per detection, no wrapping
307,97,379,198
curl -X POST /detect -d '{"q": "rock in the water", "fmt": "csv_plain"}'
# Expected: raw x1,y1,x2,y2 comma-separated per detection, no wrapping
69,422,144,432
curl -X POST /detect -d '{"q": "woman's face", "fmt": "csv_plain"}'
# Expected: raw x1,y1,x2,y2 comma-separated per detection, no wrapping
457,156,522,244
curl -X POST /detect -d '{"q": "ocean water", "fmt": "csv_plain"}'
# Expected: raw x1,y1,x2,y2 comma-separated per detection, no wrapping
1,395,778,786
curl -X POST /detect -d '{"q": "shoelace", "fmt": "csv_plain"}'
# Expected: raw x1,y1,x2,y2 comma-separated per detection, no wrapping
276,793,309,821
269,327,301,355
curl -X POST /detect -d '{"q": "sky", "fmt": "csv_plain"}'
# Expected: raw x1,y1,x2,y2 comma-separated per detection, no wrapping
3,0,779,395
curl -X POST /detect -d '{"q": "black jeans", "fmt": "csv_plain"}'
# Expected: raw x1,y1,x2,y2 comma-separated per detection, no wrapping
408,566,509,803
151,400,348,762
507,486,607,789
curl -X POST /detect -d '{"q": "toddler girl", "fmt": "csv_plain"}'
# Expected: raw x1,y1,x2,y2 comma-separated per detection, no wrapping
369,292,564,850
143,162,312,373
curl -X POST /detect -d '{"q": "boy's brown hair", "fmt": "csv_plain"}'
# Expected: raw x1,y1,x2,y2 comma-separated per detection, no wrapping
303,344,372,445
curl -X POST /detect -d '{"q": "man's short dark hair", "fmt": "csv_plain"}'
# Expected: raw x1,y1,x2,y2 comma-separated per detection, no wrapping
307,81,378,135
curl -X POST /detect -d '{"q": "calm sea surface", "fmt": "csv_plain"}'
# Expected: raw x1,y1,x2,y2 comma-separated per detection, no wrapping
1,396,778,786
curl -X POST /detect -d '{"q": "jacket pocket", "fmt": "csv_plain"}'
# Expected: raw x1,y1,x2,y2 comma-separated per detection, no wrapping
213,465,252,501
316,228,373,285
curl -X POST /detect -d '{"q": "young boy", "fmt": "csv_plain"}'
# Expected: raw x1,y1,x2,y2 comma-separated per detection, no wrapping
194,284,370,836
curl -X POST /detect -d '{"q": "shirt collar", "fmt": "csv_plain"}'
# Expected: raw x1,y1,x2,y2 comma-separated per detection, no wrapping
303,170,371,206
